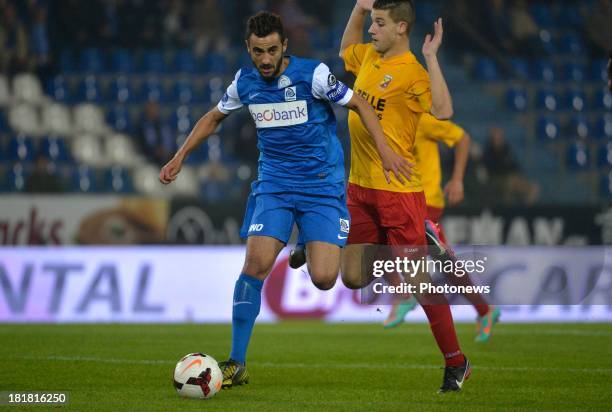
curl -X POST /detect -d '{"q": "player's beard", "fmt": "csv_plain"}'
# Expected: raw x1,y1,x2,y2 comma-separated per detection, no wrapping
255,56,284,81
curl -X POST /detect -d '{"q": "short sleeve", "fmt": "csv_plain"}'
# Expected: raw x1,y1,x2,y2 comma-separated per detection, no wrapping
341,43,370,75
217,70,243,114
311,63,354,106
419,114,466,147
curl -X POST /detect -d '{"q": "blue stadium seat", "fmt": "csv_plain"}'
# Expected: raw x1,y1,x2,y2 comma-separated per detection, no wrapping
103,166,133,193
79,48,105,73
46,75,71,103
139,77,165,103
555,7,583,27
77,75,102,103
598,143,612,167
537,30,556,55
530,4,554,27
566,142,590,170
40,136,71,164
171,106,193,134
569,115,590,140
562,62,585,83
59,50,76,73
184,143,209,165
589,59,608,82
506,86,528,111
174,50,197,74
71,165,97,193
7,164,28,191
106,105,132,133
203,52,229,75
537,116,560,141
557,34,584,55
536,89,559,112
508,58,529,79
111,49,134,73
565,90,587,112
600,172,612,198
107,76,133,104
8,135,36,162
0,109,9,133
532,60,555,83
173,79,194,105
474,58,500,81
594,88,612,111
594,116,612,140
140,50,166,74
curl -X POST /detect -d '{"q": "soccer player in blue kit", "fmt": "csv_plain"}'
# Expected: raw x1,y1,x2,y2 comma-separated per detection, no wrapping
159,11,412,388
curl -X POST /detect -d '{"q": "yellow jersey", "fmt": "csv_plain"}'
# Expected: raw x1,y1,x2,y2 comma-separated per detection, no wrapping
342,43,432,193
415,113,465,209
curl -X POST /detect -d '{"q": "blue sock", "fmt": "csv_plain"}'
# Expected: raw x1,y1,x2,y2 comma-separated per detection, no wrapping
230,274,263,365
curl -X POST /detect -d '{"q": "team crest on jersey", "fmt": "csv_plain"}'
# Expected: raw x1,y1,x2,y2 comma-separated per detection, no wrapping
339,218,350,234
284,86,297,102
380,74,393,89
278,75,292,89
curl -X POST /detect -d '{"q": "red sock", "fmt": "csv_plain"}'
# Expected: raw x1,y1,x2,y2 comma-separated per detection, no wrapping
421,304,465,367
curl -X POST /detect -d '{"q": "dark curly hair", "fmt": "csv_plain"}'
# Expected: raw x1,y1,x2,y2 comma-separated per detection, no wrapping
245,11,286,42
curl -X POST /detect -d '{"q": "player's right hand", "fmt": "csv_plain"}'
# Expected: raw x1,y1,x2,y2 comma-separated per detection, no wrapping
356,0,375,12
379,145,413,185
159,155,183,184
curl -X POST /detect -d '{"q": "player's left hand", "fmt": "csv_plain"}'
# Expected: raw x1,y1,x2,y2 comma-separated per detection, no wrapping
444,179,464,206
379,145,413,185
422,18,443,57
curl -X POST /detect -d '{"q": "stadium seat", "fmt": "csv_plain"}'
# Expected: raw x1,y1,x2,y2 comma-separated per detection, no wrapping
46,75,71,103
0,109,9,133
139,77,165,103
111,48,134,73
40,136,71,164
566,142,590,170
106,105,132,134
107,76,133,104
173,80,194,105
555,6,583,27
536,89,559,112
474,57,500,81
557,34,584,55
172,165,199,196
508,58,529,79
71,165,97,192
537,30,556,55
537,116,560,141
600,172,612,198
103,166,133,193
565,90,587,112
41,103,73,136
206,76,225,105
105,133,138,167
171,105,193,134
73,104,107,135
133,165,169,196
530,4,554,27
58,50,76,73
506,86,528,111
598,143,612,167
0,74,10,106
589,59,608,82
184,142,209,165
79,48,105,73
71,134,104,166
8,135,36,162
594,115,612,140
203,52,229,75
8,103,42,136
532,60,555,83
77,75,102,103
594,88,612,111
12,74,44,105
7,163,27,191
562,62,585,83
140,50,166,74
569,115,590,140
174,50,197,74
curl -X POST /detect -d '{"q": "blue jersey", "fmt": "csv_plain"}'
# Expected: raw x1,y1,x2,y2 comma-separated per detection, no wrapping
217,56,353,196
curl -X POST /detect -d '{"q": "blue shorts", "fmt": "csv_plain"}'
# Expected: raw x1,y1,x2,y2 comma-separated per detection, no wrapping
240,191,350,247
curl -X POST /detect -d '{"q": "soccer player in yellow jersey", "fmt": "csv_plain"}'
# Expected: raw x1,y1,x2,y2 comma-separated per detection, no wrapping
383,114,501,342
340,0,470,393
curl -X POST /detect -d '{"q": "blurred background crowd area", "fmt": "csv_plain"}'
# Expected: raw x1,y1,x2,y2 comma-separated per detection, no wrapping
0,0,610,207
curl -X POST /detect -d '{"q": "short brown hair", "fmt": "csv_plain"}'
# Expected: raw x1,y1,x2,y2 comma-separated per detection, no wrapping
373,0,415,33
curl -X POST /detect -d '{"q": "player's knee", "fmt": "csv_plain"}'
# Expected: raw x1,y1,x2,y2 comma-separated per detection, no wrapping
242,255,273,279
311,275,337,291
341,274,364,290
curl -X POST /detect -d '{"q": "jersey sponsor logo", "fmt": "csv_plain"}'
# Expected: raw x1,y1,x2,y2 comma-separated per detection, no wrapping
284,86,297,102
249,101,308,128
249,223,264,232
339,218,350,234
278,75,292,89
380,74,393,89
355,87,386,119
326,81,349,103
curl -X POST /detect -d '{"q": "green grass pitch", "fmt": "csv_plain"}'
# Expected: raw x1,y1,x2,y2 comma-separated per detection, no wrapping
1,322,611,411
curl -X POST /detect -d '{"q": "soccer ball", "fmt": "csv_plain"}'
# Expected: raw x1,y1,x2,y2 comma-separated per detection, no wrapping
173,353,223,399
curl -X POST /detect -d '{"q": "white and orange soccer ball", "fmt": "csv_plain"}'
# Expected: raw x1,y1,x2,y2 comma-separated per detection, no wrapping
173,353,223,399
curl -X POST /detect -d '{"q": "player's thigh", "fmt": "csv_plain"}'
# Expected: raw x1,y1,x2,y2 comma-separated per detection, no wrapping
380,191,427,246
240,192,295,243
242,235,285,280
305,241,340,290
341,243,379,289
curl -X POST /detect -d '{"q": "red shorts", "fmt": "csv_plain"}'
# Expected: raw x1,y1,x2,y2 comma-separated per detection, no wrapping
347,183,426,246
426,205,448,244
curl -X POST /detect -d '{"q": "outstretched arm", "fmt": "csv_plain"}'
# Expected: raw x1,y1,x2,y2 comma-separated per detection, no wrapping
444,132,471,206
422,18,453,120
345,94,413,184
339,0,373,57
159,108,226,184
